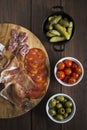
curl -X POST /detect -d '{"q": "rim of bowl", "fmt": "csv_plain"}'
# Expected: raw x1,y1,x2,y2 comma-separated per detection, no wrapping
46,93,76,123
54,57,84,87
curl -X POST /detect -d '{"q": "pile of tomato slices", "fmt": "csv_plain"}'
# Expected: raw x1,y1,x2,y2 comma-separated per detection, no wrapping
25,48,48,99
56,59,82,84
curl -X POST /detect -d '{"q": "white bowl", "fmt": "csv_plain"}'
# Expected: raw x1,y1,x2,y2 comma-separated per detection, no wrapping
54,57,84,87
46,93,76,123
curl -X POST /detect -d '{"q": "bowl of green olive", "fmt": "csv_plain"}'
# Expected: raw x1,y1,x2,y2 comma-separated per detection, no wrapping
42,6,75,51
46,93,76,123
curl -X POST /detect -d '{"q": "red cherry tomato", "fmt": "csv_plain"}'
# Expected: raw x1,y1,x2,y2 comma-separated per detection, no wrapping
64,68,72,75
63,76,70,83
63,60,72,67
68,77,76,84
57,62,65,70
75,66,82,74
56,71,65,80
72,72,79,79
71,62,78,70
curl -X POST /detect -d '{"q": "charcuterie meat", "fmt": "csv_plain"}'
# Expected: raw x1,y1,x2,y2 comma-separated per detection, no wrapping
0,28,49,111
24,48,48,99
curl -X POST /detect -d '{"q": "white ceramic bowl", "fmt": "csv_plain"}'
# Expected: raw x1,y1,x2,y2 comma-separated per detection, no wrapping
54,57,84,87
46,93,76,123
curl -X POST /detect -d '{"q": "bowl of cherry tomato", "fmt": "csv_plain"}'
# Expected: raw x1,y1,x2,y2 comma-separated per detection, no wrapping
54,57,84,86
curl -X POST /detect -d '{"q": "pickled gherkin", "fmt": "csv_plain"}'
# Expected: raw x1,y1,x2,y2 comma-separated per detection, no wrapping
59,18,69,27
45,23,53,30
48,16,54,21
49,30,61,36
67,22,73,37
46,30,61,38
50,36,65,42
44,14,74,43
48,15,58,22
49,15,62,25
46,31,55,37
54,24,70,40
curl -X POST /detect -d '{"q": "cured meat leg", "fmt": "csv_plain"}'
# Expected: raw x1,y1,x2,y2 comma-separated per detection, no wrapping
0,56,36,106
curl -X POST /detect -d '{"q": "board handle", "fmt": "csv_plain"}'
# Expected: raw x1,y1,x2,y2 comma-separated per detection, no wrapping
53,43,65,51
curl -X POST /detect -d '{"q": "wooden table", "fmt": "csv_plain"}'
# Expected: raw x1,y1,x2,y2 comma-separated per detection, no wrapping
0,0,87,130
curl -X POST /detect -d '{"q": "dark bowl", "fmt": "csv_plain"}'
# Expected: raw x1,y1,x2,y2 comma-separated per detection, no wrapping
42,6,75,51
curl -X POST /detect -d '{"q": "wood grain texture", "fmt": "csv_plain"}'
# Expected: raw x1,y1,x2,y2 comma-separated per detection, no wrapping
0,0,87,130
31,1,62,130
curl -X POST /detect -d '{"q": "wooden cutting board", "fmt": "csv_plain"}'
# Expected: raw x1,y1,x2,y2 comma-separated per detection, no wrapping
0,23,50,118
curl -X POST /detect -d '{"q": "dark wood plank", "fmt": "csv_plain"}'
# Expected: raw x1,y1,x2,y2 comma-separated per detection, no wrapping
0,0,31,29
0,112,31,130
61,0,87,130
0,0,32,130
31,0,63,130
0,0,87,130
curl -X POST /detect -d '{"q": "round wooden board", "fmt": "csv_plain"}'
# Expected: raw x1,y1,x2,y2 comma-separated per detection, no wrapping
0,23,50,118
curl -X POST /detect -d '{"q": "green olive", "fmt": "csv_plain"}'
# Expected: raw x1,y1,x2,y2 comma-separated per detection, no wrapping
65,101,73,108
48,95,74,121
63,98,67,103
49,99,57,108
66,108,72,114
63,113,68,118
56,96,65,102
49,109,56,116
56,114,64,121
56,100,60,104
56,103,63,109
58,108,65,115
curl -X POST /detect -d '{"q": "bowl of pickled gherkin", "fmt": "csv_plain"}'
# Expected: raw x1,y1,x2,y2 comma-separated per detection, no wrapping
43,6,75,51
46,93,76,123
